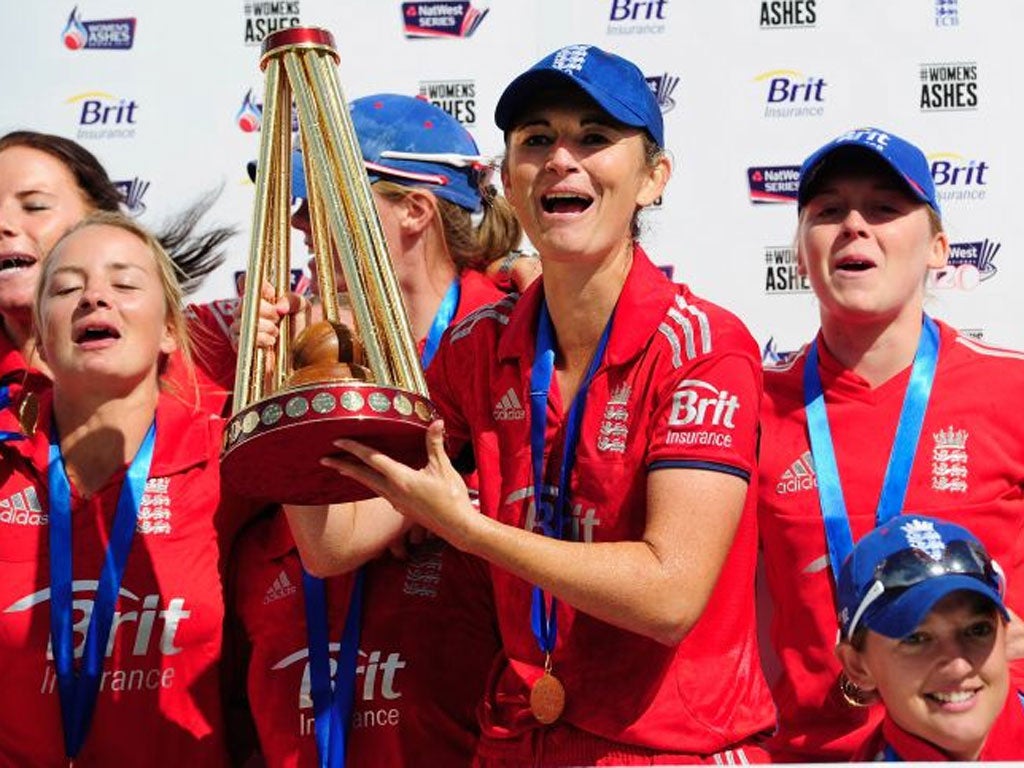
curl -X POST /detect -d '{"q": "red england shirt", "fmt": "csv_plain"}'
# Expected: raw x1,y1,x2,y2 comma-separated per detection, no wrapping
852,689,1024,761
425,246,775,759
759,319,1024,761
0,392,253,767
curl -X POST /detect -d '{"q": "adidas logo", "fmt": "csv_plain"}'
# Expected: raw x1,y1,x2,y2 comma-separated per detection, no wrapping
493,388,526,421
776,450,817,495
263,570,297,605
0,486,47,526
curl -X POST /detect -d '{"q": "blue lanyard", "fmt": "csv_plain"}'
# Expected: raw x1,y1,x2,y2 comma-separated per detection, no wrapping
882,744,902,762
421,279,460,369
0,385,26,442
528,301,614,655
803,315,940,587
302,568,365,768
299,283,457,767
48,419,157,758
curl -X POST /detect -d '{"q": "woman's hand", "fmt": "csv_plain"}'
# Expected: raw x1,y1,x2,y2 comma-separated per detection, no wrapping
321,421,480,551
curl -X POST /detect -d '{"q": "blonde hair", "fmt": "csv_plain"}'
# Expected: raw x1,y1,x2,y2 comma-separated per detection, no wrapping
36,211,193,378
372,180,522,273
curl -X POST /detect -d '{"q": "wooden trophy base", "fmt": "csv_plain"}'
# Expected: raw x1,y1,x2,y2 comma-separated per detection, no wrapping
222,381,438,505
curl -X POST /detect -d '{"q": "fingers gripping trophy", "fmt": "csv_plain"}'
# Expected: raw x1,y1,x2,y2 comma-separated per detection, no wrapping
222,27,438,504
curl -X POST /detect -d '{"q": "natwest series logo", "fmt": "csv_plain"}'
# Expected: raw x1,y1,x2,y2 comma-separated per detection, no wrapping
402,2,488,39
419,79,476,126
759,0,816,29
243,1,300,45
927,238,1000,291
62,6,136,50
763,245,809,294
920,61,977,111
67,91,139,140
645,72,680,113
929,152,989,203
236,89,263,132
756,70,827,118
608,0,669,35
747,165,800,203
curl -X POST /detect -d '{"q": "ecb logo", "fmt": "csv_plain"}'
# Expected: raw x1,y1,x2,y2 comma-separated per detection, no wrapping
645,73,680,113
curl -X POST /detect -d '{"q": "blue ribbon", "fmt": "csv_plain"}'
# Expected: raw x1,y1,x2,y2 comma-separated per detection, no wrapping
882,744,901,762
0,384,26,443
48,420,157,758
420,279,460,369
299,281,459,766
302,568,365,768
804,315,940,587
529,301,613,656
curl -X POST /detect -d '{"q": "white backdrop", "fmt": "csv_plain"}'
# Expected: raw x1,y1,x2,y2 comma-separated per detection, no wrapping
2,0,1021,356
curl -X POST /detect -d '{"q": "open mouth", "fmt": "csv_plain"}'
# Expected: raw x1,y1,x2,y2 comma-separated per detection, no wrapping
0,254,37,272
541,193,593,215
835,257,875,272
74,324,121,344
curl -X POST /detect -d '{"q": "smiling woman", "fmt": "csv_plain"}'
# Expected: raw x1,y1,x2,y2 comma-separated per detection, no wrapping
757,127,1024,762
294,44,776,765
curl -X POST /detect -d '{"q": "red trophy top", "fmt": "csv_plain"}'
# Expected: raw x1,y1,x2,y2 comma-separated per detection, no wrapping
260,27,338,68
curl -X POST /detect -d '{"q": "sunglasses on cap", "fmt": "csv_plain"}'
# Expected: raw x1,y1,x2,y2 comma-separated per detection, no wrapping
846,539,1005,639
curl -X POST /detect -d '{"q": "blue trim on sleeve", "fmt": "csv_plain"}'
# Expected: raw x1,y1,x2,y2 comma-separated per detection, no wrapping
648,459,751,483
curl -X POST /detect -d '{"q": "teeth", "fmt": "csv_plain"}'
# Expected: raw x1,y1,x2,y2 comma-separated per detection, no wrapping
931,690,976,703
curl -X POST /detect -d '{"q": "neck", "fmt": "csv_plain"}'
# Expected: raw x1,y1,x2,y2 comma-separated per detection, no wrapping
398,232,459,341
1,311,52,378
818,307,926,387
52,383,159,496
542,240,632,372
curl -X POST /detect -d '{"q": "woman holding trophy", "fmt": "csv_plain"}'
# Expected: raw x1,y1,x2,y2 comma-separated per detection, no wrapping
292,45,775,765
230,93,520,767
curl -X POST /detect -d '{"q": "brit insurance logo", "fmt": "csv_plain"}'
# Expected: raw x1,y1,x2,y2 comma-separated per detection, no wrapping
243,1,300,46
418,79,476,126
755,69,827,118
759,0,816,29
645,72,680,113
927,238,1000,291
236,89,263,133
114,177,150,215
929,152,989,203
62,6,136,50
920,61,977,111
763,245,809,294
747,165,800,203
935,0,959,26
402,2,489,39
608,0,669,35
67,91,139,140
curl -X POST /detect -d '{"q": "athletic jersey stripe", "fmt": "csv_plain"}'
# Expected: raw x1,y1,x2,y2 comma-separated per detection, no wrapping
666,307,697,361
649,459,751,482
955,335,1024,361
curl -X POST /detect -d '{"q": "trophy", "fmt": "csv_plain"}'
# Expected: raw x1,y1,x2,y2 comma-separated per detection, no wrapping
221,27,438,504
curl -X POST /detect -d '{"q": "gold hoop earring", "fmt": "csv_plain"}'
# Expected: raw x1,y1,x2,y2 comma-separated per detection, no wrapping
839,673,874,708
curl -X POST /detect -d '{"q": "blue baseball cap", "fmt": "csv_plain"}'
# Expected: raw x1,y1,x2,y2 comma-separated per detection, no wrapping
798,127,940,215
247,94,487,211
350,94,487,212
837,515,1008,641
494,44,664,147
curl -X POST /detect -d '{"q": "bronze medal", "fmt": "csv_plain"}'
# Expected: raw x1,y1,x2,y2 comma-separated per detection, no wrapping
529,671,566,724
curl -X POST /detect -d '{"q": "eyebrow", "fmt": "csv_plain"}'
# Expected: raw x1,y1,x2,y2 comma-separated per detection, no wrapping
50,261,149,278
514,114,622,130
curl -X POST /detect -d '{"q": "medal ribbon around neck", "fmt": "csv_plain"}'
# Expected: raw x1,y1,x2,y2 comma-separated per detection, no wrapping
301,280,459,766
528,300,614,664
803,314,939,589
48,419,156,759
